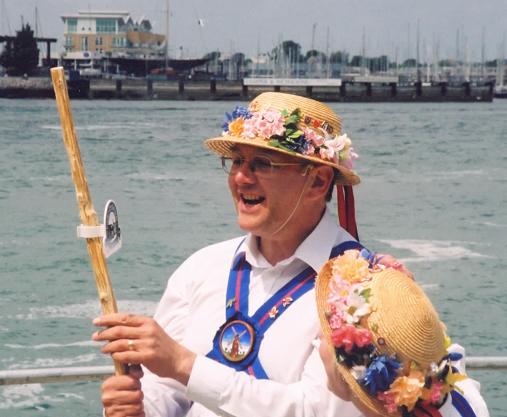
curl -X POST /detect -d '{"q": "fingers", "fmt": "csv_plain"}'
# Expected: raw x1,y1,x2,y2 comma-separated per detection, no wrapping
102,374,142,392
102,376,145,417
105,404,145,417
93,326,145,342
376,254,414,280
94,313,147,328
318,337,352,401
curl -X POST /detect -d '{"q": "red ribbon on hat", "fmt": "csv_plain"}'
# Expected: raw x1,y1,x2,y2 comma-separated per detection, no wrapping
336,185,359,241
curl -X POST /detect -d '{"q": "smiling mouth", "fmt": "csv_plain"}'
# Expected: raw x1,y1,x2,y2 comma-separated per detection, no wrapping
241,194,265,205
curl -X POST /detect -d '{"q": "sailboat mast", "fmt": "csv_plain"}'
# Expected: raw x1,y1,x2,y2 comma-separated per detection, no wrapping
165,0,169,70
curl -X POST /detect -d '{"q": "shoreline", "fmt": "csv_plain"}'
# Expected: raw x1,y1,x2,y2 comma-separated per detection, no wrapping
0,77,494,102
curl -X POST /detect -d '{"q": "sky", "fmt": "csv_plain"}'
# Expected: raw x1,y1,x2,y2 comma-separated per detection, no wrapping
1,0,507,62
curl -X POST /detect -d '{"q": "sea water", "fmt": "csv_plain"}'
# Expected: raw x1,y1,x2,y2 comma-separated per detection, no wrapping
0,98,506,416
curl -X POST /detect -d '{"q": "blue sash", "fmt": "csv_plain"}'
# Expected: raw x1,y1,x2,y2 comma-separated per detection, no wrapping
206,239,365,379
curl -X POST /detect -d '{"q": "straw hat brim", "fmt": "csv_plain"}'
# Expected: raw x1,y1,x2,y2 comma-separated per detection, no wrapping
316,261,394,416
316,264,447,416
205,135,361,186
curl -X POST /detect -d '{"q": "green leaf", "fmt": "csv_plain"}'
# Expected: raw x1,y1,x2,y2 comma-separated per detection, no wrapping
360,288,371,301
288,130,304,139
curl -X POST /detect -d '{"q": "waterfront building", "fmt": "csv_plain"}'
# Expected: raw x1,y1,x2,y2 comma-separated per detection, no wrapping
61,10,164,57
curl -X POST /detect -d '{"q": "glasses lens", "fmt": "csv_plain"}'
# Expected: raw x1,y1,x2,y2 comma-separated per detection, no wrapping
251,156,273,175
222,156,243,174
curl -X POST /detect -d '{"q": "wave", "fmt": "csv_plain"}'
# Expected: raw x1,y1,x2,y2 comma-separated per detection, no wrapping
475,221,507,228
4,340,99,350
41,122,160,131
377,239,491,263
8,353,99,370
0,384,85,410
126,172,186,181
12,299,158,320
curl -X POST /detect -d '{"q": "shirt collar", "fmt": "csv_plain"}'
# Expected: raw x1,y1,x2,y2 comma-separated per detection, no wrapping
242,208,356,271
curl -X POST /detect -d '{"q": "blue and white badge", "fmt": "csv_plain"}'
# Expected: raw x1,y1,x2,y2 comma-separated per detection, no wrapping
103,200,122,258
218,319,255,362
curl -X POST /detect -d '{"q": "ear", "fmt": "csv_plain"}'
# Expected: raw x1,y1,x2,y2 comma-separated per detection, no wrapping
308,165,334,200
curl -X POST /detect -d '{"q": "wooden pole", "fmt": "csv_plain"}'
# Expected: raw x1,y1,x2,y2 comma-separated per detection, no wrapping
50,67,125,376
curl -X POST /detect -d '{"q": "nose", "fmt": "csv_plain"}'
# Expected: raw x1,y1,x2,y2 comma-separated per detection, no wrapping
232,160,256,184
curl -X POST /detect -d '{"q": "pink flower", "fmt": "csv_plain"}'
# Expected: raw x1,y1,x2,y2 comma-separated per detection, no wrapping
328,310,345,330
303,143,315,156
377,391,398,414
353,327,373,347
319,146,336,161
428,381,444,403
242,108,285,139
242,116,259,138
331,324,372,352
302,127,325,146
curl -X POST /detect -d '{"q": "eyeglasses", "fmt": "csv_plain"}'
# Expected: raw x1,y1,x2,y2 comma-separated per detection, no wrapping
221,154,309,177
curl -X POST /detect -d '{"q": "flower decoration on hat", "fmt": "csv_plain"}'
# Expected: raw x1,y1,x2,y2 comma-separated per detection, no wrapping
222,105,358,168
324,249,468,415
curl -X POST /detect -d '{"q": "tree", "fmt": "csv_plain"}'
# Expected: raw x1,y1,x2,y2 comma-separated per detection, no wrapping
305,49,327,63
0,23,39,75
402,58,417,68
350,55,364,67
330,51,348,64
270,40,304,63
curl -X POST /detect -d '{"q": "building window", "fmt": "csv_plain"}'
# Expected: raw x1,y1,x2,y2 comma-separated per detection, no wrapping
81,37,88,51
96,18,116,33
112,37,126,48
67,18,77,33
95,37,103,46
65,36,73,47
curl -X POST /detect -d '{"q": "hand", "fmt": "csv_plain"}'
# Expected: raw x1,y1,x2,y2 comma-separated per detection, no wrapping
102,365,144,417
376,254,413,279
318,337,352,401
92,313,196,385
318,337,386,417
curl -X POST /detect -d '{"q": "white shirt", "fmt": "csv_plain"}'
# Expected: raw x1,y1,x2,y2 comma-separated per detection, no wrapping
140,210,489,417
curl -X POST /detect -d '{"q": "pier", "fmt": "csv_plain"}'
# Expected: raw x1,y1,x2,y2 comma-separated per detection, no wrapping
0,76,494,102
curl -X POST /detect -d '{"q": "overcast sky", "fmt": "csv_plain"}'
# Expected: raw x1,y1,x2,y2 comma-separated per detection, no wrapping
1,0,507,62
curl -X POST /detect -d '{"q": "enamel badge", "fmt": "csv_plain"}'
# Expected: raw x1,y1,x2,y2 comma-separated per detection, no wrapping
103,200,122,258
218,320,255,362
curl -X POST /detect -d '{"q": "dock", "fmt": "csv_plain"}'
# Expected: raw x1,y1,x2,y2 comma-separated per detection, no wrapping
0,76,494,102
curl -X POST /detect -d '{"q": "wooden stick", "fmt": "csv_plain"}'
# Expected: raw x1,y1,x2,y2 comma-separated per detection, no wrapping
50,67,125,376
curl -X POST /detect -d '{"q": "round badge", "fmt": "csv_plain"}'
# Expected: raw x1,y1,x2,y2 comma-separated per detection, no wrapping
218,320,255,362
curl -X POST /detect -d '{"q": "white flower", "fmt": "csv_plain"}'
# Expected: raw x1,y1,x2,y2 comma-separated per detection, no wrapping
343,286,370,324
351,365,366,380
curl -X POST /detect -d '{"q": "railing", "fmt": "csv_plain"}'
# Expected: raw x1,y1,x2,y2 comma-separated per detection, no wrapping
0,357,506,386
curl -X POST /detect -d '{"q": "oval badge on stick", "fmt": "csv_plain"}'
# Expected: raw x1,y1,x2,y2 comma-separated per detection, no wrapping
103,200,122,258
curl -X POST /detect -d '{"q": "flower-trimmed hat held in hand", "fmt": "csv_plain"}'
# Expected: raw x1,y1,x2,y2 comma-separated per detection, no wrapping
315,250,477,417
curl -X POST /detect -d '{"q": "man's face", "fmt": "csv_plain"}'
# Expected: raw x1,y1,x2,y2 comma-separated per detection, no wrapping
227,145,310,238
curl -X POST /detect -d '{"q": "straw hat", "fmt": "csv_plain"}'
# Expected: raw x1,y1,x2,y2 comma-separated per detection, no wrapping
316,251,463,416
204,92,360,186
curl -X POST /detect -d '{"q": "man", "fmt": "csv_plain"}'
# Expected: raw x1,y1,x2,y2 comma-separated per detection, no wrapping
92,92,475,417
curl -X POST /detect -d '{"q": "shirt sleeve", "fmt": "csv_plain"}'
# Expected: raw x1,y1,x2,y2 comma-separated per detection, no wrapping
141,255,195,417
436,344,490,417
185,342,363,417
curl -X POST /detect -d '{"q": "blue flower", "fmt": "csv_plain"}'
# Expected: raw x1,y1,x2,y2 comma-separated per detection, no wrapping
231,106,252,120
360,355,401,395
222,106,252,132
281,133,309,154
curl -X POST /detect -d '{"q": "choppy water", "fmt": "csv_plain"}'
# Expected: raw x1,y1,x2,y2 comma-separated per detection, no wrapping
1,98,506,416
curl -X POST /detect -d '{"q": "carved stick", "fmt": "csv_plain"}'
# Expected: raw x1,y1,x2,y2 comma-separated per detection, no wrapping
50,67,125,376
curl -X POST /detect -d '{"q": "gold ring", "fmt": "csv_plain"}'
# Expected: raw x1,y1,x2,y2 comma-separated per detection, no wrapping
127,339,135,351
